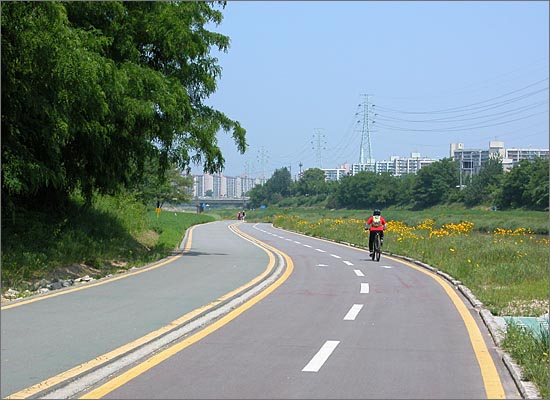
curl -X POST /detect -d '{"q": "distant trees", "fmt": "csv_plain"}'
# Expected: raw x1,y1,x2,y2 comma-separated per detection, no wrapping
498,157,549,210
294,168,327,196
249,157,548,211
1,2,245,213
131,157,193,208
462,157,504,207
411,158,459,209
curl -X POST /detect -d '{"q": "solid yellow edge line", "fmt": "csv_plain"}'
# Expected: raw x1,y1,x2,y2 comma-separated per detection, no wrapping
4,222,274,399
271,224,505,399
80,230,293,399
4,225,196,399
385,254,506,399
2,225,198,311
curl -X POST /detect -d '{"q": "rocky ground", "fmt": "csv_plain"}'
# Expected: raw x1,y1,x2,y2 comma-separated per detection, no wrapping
1,263,129,303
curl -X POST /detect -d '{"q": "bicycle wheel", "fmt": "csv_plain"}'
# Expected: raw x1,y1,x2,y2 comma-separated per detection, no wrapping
375,234,382,262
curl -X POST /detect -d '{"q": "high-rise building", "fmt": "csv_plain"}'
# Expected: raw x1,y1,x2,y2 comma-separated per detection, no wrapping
451,141,549,174
375,153,437,176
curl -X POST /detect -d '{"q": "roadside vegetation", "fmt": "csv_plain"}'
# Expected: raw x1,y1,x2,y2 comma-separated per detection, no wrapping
502,322,549,399
1,193,214,290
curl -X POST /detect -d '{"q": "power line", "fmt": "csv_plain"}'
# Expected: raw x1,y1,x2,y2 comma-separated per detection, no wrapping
374,78,548,115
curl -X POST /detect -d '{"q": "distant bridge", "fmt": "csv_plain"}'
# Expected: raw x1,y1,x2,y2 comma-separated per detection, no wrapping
192,197,250,209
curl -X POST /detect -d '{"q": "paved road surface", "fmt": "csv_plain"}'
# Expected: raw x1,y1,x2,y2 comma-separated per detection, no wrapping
1,221,521,399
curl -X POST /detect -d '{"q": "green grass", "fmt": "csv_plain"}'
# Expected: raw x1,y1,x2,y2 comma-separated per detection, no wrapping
245,206,549,234
502,322,549,399
1,193,214,289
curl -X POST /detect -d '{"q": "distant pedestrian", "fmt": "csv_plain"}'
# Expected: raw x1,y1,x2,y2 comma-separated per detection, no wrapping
237,212,242,220
241,210,246,221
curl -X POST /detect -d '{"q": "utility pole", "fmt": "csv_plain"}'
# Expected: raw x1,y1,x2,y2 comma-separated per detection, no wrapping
311,128,326,168
459,152,464,190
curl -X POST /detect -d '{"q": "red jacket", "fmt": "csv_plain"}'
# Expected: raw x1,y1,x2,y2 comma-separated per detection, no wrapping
366,215,386,231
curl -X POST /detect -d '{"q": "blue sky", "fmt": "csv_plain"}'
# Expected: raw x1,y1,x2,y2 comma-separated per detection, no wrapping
196,1,549,178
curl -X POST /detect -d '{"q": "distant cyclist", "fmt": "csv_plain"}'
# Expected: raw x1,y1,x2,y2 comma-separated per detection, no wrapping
365,209,387,257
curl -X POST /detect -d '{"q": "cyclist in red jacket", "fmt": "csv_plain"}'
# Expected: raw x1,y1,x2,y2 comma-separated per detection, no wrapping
365,209,387,257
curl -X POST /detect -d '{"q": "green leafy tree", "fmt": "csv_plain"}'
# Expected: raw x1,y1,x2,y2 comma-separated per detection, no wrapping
1,2,246,213
499,158,549,210
412,158,459,209
295,168,327,196
248,183,267,209
394,173,416,207
523,158,550,209
266,168,292,201
463,157,504,207
133,157,192,208
335,171,376,209
369,172,400,208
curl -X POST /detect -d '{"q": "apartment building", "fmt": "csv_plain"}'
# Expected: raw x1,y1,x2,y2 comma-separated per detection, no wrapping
322,163,350,182
451,141,549,174
506,148,550,163
192,173,266,198
375,153,437,176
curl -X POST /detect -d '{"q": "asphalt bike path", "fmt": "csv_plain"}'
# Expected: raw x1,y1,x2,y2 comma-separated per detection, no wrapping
80,222,520,399
1,220,275,398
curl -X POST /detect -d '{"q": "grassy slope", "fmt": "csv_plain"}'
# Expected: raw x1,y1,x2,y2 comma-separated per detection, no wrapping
1,194,214,289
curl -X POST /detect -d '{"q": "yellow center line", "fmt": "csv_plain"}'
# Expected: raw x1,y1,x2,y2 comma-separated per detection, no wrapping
80,225,293,399
5,222,276,399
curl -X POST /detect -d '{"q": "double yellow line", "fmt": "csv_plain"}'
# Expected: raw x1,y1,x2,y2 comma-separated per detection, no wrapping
82,225,294,398
6,223,293,399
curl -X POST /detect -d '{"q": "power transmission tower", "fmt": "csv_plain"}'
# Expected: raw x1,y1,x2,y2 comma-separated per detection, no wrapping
257,147,269,179
357,94,376,164
311,128,326,168
243,160,252,177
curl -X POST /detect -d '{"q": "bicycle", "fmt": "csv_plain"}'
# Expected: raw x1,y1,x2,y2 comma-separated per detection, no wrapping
371,231,382,262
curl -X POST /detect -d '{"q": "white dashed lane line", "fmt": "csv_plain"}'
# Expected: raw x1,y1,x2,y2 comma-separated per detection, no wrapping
254,224,376,374
343,304,364,321
302,341,340,372
343,261,354,266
